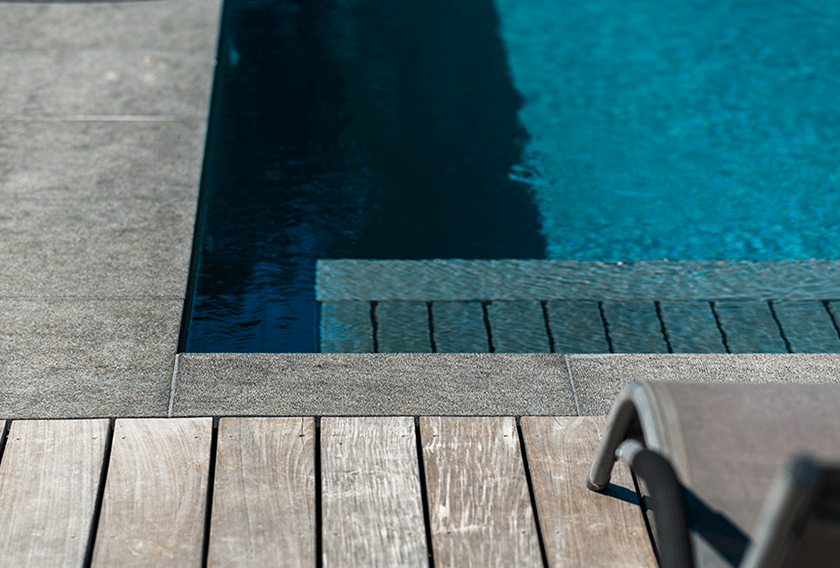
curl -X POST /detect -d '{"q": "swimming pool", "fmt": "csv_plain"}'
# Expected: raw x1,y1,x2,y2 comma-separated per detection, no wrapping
499,0,840,261
181,0,840,352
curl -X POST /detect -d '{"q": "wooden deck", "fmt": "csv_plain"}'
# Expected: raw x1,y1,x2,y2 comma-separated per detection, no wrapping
0,416,655,567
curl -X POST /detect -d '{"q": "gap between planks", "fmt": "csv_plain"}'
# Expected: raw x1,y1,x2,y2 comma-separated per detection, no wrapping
0,416,656,568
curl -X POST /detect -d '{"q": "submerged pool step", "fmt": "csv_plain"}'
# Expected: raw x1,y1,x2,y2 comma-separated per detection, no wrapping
486,301,550,353
772,301,840,354
432,301,489,353
715,301,790,353
319,299,840,354
601,300,668,353
658,301,726,354
316,260,840,354
546,300,610,353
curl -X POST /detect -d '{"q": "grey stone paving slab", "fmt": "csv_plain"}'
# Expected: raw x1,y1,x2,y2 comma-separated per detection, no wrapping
773,300,840,353
486,301,550,353
0,120,205,200
376,301,432,353
545,300,609,353
171,353,576,416
0,0,220,51
601,300,668,353
0,299,180,418
0,50,213,117
431,301,489,353
320,301,373,353
317,259,840,301
0,199,195,298
715,300,788,353
568,353,840,415
658,301,726,353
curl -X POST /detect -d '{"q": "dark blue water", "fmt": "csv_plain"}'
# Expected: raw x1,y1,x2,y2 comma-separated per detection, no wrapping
181,0,545,352
183,0,840,353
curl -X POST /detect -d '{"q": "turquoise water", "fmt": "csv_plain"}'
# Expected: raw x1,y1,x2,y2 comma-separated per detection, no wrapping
184,0,840,352
498,0,840,260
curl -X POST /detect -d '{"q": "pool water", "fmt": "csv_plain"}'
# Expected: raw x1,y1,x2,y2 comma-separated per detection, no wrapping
498,0,840,261
182,0,840,352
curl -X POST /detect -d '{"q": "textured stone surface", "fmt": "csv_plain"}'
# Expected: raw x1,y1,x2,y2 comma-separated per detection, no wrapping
658,301,726,353
171,353,576,416
3,0,837,422
319,301,373,353
486,301,550,353
568,354,840,415
375,301,432,353
601,300,668,353
545,300,609,353
0,0,220,51
0,299,180,418
772,300,840,354
317,259,840,301
715,300,788,353
431,301,489,353
0,0,220,421
0,120,205,200
0,199,196,298
0,49,213,118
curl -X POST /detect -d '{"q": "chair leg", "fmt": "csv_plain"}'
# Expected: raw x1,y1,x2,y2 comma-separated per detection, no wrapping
586,382,653,492
617,440,694,568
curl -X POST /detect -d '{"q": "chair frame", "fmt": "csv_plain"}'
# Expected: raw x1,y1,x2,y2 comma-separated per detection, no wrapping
586,381,840,568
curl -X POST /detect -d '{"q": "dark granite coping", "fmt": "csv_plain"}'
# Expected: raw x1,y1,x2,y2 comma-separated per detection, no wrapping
159,353,840,419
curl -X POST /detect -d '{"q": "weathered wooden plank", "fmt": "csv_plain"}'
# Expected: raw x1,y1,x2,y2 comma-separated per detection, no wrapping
431,301,489,353
546,300,609,353
91,418,212,567
320,300,374,353
208,417,316,568
420,417,541,568
601,300,668,353
0,419,108,567
715,300,788,353
521,416,656,568
486,301,550,353
321,417,428,567
772,300,840,353
377,301,432,353
658,301,726,353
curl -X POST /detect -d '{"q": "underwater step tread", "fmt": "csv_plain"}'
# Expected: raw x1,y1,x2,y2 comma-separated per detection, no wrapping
601,300,669,353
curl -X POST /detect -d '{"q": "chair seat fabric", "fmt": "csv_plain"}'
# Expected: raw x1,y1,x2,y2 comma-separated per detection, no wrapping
642,382,840,536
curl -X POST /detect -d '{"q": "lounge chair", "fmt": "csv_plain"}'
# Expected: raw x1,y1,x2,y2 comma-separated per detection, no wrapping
586,381,840,568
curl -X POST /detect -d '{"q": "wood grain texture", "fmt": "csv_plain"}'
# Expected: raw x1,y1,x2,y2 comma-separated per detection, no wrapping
521,416,656,568
91,418,212,567
0,419,108,568
208,417,316,568
321,417,428,568
420,417,541,568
